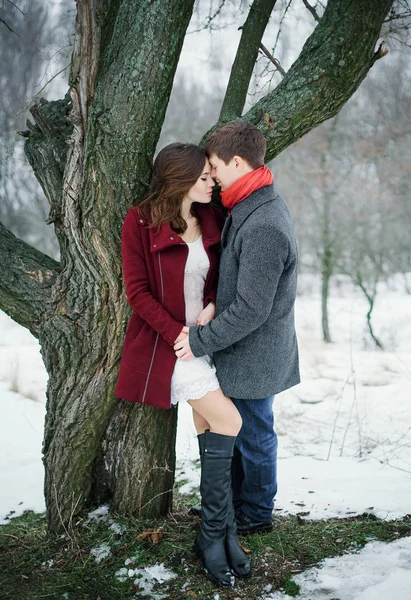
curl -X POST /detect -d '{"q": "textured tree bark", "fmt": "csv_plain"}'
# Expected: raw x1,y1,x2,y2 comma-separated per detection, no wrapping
0,0,394,531
0,224,59,336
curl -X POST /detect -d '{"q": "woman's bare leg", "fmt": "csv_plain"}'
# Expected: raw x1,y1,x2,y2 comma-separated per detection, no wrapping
188,387,242,437
192,410,210,435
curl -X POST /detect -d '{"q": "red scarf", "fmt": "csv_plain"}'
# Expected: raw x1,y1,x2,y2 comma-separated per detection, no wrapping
220,165,273,212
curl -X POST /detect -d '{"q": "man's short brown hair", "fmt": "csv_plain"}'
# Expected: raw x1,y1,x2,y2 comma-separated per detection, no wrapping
205,120,266,169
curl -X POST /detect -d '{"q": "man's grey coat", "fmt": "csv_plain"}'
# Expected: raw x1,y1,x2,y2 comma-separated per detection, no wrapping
189,183,300,399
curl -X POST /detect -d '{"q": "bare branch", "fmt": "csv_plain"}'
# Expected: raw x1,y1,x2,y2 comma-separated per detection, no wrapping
16,64,71,116
384,10,411,21
301,0,321,22
259,42,286,77
0,16,19,35
6,0,25,15
273,0,294,54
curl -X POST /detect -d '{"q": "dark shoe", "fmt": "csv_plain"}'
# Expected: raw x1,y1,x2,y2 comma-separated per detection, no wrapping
226,497,251,578
235,509,273,534
193,430,236,588
189,504,202,517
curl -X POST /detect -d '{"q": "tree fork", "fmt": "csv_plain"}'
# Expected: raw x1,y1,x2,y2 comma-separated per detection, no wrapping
208,0,393,161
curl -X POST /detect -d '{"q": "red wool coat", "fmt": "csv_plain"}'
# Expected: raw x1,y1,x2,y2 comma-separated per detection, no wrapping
115,203,224,409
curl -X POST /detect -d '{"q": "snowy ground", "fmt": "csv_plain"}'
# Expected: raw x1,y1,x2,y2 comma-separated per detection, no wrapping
262,536,411,600
1,274,410,597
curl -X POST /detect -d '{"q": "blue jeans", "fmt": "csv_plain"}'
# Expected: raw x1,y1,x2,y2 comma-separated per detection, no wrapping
231,396,277,522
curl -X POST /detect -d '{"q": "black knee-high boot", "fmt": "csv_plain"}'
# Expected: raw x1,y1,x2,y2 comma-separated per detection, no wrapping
225,485,252,578
196,431,251,578
193,430,235,588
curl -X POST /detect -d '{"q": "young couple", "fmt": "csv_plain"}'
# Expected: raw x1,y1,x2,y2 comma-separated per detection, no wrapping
115,120,300,588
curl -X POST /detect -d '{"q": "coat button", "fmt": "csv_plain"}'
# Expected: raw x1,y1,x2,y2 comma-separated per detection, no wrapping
153,244,157,248
139,219,144,224
170,236,174,240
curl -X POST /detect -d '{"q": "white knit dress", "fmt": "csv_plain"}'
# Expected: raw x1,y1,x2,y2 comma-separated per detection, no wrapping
170,235,220,405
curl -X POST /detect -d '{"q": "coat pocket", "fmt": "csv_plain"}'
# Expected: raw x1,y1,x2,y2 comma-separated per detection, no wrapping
124,313,144,343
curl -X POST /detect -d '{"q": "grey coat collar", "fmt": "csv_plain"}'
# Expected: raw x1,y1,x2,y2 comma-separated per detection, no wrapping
230,183,278,230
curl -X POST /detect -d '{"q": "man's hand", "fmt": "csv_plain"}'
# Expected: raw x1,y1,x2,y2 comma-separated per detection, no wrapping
196,301,215,326
174,328,194,360
174,326,189,345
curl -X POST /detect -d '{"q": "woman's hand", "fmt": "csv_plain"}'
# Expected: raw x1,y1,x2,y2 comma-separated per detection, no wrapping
174,326,189,344
196,302,215,326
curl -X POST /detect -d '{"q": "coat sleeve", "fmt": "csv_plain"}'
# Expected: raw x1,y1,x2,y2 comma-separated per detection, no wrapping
122,210,184,346
204,288,217,307
188,222,289,357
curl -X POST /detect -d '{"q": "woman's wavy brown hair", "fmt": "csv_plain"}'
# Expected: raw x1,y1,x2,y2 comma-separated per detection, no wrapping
138,143,207,234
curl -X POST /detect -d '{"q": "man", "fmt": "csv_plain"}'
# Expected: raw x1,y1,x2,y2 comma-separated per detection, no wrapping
174,120,300,533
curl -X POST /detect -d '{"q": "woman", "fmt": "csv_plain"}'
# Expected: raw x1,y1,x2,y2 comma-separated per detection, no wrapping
115,143,251,588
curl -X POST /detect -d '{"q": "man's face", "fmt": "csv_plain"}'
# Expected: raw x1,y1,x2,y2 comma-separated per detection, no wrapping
208,153,243,191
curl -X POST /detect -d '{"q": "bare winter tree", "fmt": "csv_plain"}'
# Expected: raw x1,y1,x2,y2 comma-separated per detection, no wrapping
0,0,398,532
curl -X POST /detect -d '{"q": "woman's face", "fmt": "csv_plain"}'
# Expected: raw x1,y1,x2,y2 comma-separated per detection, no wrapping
185,159,214,204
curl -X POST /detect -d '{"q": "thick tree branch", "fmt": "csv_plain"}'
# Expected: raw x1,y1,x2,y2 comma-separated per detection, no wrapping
0,223,60,337
208,0,394,161
219,0,278,121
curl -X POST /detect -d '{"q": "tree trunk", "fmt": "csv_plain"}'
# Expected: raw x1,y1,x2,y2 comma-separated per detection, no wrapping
357,280,384,350
321,251,332,343
23,0,195,532
0,0,394,532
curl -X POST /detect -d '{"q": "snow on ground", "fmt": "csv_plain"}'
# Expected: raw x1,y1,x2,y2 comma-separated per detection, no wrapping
260,536,411,600
0,314,46,522
115,562,176,599
1,274,410,596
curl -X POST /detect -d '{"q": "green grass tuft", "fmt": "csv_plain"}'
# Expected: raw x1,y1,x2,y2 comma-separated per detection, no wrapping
283,577,300,596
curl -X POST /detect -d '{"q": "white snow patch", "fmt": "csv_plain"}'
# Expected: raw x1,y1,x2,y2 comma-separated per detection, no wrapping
41,559,54,569
90,543,111,564
85,504,125,534
108,521,125,534
260,536,411,600
114,567,129,582
86,505,110,523
115,563,176,598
